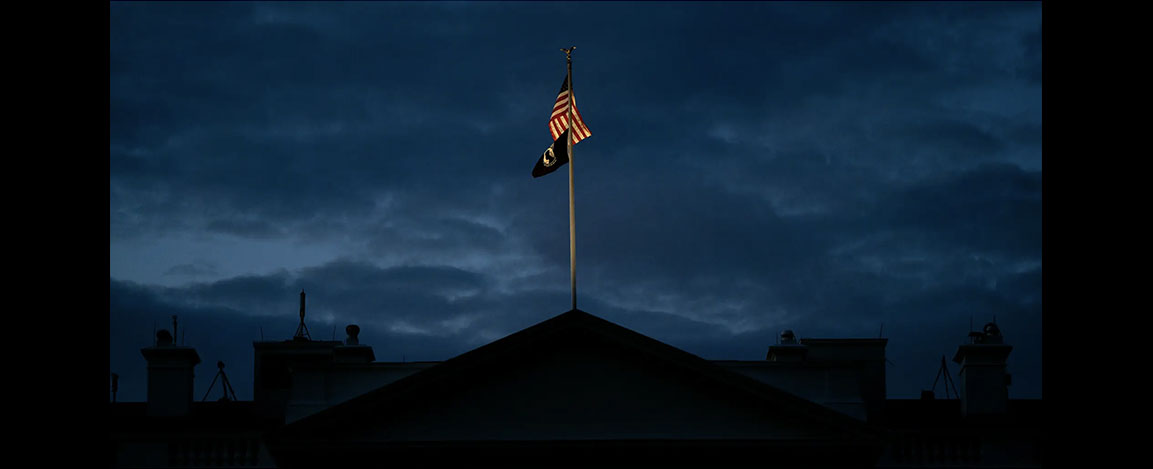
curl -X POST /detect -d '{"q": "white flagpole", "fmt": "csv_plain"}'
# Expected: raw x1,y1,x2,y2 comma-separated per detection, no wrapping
562,46,577,311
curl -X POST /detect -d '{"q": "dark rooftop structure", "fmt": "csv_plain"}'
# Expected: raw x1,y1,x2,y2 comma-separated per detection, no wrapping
109,306,1041,468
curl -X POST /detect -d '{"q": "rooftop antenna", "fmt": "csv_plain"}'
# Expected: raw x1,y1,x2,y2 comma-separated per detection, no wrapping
172,315,178,345
331,325,336,341
259,325,265,341
152,321,157,346
878,322,885,338
293,290,311,341
110,373,119,403
202,361,238,402
931,354,960,399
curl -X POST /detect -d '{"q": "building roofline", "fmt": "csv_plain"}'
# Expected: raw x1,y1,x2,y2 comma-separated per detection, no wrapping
272,309,883,442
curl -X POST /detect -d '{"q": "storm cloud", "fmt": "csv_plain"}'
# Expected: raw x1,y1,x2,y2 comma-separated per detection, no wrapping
110,2,1041,402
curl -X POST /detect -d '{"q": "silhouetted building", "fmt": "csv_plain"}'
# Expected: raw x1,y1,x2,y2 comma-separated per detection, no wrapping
109,309,1041,468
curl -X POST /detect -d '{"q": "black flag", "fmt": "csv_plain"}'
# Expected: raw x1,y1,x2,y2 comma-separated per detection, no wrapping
532,127,570,178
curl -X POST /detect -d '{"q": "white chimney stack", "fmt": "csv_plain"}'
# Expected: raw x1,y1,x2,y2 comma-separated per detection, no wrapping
140,329,201,416
953,322,1013,417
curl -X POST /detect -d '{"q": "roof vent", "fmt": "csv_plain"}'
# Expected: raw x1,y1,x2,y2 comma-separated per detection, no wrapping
156,329,174,346
345,324,361,345
780,329,797,345
981,322,1003,344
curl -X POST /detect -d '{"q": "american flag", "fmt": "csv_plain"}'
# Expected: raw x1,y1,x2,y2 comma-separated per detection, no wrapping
549,75,591,145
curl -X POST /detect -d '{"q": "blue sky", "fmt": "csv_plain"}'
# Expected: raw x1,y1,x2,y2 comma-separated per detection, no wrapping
110,1,1042,402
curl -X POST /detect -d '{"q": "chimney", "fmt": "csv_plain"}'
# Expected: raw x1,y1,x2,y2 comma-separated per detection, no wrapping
952,322,1012,416
253,292,345,419
140,329,201,416
800,336,888,422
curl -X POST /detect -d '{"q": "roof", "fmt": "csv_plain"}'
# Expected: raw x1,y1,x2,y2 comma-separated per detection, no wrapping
271,309,883,443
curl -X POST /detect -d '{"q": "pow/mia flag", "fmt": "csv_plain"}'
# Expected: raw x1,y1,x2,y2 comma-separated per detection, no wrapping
531,127,571,178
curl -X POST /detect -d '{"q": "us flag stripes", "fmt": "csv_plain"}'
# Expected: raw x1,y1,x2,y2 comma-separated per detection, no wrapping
549,75,591,145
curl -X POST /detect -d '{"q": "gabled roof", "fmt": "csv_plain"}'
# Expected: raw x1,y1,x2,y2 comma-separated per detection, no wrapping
272,309,881,445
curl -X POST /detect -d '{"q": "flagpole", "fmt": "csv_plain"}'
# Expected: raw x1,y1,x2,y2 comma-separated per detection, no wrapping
562,46,577,311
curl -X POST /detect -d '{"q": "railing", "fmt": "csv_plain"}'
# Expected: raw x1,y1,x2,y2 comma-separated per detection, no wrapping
887,435,983,466
167,438,263,467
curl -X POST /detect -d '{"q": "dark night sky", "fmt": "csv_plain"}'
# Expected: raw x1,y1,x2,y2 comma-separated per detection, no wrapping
109,2,1042,403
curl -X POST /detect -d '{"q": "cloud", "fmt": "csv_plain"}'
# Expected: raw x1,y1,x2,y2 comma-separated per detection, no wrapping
109,263,729,402
110,2,1042,401
110,2,1041,240
163,261,220,278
